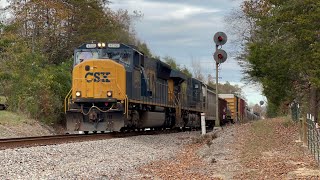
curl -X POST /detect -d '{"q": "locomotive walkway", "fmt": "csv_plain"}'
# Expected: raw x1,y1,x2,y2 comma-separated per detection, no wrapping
140,118,320,179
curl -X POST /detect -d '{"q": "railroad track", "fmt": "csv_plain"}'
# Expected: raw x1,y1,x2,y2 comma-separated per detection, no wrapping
0,129,180,150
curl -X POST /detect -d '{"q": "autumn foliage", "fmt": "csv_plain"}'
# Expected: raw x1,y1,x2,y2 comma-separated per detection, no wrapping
0,0,152,123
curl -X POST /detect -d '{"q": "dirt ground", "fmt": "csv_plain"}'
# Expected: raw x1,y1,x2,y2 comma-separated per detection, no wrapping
0,111,55,138
140,118,320,179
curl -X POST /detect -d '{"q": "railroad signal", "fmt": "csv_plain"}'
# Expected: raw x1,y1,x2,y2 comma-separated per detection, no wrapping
213,32,228,64
213,49,227,63
213,32,227,46
212,31,228,128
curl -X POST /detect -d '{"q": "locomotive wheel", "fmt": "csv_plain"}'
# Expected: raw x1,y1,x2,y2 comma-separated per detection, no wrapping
84,131,89,134
120,127,125,133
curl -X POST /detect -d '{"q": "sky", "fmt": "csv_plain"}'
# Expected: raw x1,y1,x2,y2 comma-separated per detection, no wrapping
0,0,266,105
109,0,266,105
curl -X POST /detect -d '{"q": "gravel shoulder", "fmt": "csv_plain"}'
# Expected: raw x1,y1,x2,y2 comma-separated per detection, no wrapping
0,131,199,179
1,117,319,179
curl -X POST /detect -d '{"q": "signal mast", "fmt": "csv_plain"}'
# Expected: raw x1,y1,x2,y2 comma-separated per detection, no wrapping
213,32,228,127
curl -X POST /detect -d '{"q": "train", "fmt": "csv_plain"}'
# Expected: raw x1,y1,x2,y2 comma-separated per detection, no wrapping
218,94,245,123
219,94,260,122
64,42,236,133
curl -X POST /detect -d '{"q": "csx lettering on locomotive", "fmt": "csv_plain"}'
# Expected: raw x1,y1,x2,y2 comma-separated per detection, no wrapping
85,72,110,83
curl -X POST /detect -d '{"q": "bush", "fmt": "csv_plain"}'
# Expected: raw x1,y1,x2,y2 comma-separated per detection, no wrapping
2,50,72,124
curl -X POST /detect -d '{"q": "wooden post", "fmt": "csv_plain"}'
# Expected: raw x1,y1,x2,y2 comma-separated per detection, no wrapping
299,117,303,142
201,113,206,135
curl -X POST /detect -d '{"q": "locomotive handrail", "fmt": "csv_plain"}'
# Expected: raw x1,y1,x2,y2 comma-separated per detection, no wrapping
124,95,129,118
64,88,72,113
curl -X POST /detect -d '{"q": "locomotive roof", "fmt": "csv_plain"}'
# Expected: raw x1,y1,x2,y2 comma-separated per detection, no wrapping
219,94,245,100
170,69,187,81
77,42,144,55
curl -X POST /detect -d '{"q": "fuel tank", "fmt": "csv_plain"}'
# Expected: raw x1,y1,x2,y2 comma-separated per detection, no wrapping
139,111,165,128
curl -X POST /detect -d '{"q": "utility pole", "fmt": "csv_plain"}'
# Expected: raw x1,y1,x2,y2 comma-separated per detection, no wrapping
213,32,228,128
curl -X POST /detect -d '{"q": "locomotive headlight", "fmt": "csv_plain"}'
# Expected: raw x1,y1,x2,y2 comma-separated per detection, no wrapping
98,43,102,47
76,91,81,97
102,43,106,47
107,91,112,97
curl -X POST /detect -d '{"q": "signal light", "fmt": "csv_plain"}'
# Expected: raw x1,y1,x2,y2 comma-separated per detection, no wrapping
213,49,227,63
213,32,227,45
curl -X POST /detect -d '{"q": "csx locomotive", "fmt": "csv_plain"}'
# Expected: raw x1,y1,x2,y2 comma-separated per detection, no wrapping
65,42,229,132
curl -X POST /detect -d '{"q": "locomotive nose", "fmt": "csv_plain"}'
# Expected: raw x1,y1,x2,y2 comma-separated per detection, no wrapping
72,59,126,101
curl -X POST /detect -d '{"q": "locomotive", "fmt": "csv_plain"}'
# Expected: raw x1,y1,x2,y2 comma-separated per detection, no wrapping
64,42,229,132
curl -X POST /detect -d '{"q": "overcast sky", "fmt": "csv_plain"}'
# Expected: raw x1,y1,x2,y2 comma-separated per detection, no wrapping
109,0,265,105
0,0,266,105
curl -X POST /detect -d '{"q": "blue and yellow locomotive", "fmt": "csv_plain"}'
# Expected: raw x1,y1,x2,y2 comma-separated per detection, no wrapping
65,42,220,132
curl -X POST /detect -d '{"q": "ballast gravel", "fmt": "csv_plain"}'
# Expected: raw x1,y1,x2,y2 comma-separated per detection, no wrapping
0,131,199,179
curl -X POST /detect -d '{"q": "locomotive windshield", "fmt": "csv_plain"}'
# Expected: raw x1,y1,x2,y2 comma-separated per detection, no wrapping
102,50,132,67
74,50,99,65
73,43,135,68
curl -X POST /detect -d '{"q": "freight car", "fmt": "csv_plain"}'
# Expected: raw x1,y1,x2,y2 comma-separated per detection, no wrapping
65,43,228,132
218,94,246,123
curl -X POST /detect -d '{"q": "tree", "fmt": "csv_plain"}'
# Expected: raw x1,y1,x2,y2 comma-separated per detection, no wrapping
207,76,243,96
228,0,320,118
0,0,154,123
163,56,192,77
163,56,180,70
191,56,204,81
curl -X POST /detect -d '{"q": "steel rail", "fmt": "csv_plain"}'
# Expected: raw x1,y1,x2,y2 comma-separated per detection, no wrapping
0,129,180,150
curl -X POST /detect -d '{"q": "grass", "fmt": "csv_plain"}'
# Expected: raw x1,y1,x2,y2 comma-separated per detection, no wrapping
0,111,32,125
282,116,296,128
0,96,33,125
0,96,6,104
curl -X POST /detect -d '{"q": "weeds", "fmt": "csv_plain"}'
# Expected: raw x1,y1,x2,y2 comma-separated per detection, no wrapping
282,117,295,128
191,132,218,146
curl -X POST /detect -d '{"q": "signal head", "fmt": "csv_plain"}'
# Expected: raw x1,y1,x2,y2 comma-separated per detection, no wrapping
213,32,227,45
213,49,227,63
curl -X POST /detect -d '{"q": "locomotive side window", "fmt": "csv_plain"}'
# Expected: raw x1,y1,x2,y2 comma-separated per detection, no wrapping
75,51,99,65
